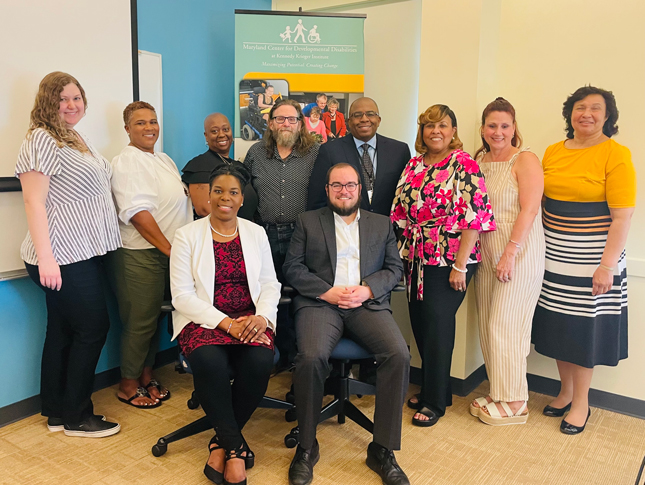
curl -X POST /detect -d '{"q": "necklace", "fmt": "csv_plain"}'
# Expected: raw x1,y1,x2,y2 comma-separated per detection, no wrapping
215,152,232,165
209,219,238,238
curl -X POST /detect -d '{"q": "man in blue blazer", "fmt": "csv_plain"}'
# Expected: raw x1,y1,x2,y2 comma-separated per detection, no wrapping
306,97,411,217
284,163,410,485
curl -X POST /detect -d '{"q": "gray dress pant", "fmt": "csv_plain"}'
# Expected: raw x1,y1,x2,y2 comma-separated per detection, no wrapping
293,304,410,451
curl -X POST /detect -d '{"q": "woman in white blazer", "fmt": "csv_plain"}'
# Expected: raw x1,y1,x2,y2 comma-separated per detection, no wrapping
170,165,280,485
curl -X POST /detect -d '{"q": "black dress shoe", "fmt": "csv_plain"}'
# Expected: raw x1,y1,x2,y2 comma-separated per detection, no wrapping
543,402,571,417
366,442,410,485
560,408,591,435
288,440,319,485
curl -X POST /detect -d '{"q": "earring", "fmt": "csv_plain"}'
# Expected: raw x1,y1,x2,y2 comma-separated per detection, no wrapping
207,200,211,204
241,203,244,207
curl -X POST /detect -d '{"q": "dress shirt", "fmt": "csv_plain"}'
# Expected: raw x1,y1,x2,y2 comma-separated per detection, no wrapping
333,209,361,287
244,141,320,224
353,135,378,176
111,146,193,250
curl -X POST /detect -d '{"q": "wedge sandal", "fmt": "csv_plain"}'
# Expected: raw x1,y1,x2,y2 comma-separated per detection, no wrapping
478,401,528,426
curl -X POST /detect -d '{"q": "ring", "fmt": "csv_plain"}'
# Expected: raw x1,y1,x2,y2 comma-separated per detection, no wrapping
253,327,258,333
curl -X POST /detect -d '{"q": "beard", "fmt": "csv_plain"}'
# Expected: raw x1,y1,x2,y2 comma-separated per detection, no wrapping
274,128,298,148
327,195,361,217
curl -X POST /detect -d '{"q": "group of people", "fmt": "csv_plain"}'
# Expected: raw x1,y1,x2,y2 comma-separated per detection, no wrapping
302,93,348,141
16,70,636,485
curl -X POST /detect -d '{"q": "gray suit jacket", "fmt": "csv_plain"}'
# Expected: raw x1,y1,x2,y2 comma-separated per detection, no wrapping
283,207,404,313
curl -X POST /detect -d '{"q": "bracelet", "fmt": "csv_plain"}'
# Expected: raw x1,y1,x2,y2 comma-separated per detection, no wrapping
599,264,615,271
509,239,521,249
226,320,233,334
452,264,468,273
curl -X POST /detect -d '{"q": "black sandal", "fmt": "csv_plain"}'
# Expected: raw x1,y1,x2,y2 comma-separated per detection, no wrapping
412,406,440,427
117,387,161,408
407,393,421,410
144,378,171,401
204,435,225,484
224,443,248,485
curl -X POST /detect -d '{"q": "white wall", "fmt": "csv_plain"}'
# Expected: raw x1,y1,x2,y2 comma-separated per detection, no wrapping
0,0,133,274
276,0,645,400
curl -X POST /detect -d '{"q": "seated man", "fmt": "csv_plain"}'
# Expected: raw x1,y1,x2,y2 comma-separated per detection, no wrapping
283,163,410,485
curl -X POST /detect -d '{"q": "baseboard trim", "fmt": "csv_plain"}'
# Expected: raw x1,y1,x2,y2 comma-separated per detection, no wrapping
527,373,645,419
410,364,488,397
0,347,178,428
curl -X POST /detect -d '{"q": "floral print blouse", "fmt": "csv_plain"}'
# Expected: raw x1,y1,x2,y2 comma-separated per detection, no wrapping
390,150,496,300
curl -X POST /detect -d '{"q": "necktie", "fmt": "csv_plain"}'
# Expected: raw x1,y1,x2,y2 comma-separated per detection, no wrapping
360,143,374,192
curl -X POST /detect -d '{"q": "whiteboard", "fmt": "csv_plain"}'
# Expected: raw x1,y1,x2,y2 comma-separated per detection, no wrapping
0,0,133,275
138,50,164,152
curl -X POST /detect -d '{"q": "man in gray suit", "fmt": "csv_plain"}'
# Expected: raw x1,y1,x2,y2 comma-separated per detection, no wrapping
283,163,410,485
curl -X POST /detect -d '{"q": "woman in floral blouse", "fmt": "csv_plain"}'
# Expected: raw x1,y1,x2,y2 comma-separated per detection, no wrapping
391,104,495,427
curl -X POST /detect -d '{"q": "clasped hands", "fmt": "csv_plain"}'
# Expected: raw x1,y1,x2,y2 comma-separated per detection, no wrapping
320,285,374,309
220,315,271,345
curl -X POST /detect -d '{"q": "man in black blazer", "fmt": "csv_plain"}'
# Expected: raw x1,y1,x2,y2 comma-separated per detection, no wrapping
284,163,410,485
306,97,411,217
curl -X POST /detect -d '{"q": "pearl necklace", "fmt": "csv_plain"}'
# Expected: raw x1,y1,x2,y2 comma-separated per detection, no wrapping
209,219,238,238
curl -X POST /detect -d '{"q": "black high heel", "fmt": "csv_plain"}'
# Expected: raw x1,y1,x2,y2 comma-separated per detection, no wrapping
543,402,572,417
204,435,224,484
560,408,591,435
224,442,248,485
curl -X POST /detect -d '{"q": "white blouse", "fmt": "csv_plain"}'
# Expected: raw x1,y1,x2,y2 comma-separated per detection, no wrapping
111,146,192,250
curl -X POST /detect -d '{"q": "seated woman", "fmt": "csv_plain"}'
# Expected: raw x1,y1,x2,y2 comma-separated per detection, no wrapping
182,112,258,221
305,106,327,143
170,165,281,485
258,85,274,121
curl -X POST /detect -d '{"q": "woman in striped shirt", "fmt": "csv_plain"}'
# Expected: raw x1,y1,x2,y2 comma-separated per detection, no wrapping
471,98,545,425
16,72,121,438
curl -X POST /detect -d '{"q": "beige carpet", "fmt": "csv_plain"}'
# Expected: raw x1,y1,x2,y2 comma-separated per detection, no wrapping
0,364,643,485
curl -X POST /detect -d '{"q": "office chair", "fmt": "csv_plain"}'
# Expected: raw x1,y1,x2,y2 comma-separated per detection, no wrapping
152,291,295,458
283,284,407,448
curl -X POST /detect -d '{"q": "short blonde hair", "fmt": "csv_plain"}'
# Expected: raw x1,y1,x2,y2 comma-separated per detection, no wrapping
415,104,463,155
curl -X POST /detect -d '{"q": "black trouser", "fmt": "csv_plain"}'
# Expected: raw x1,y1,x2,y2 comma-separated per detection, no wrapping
187,344,274,450
294,305,410,451
25,256,111,425
265,222,297,365
408,264,476,416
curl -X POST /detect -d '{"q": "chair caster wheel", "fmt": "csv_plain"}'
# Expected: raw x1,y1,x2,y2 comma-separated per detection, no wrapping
285,408,297,422
187,398,199,409
286,391,295,404
284,426,299,448
152,441,167,457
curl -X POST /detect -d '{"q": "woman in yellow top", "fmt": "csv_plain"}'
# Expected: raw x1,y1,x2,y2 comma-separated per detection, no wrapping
532,86,636,435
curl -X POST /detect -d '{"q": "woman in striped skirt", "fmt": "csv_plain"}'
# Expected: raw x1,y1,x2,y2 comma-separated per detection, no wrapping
471,98,545,425
16,72,121,437
532,86,636,434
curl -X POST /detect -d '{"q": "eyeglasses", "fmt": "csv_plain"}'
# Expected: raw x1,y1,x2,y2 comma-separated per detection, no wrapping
349,111,379,120
327,182,360,192
272,116,300,124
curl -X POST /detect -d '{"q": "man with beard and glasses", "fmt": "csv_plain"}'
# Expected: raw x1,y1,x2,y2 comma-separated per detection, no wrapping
244,99,319,368
283,163,410,485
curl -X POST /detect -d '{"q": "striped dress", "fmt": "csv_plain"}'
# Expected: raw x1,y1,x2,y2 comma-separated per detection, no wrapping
475,149,545,402
531,139,636,368
15,128,121,265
